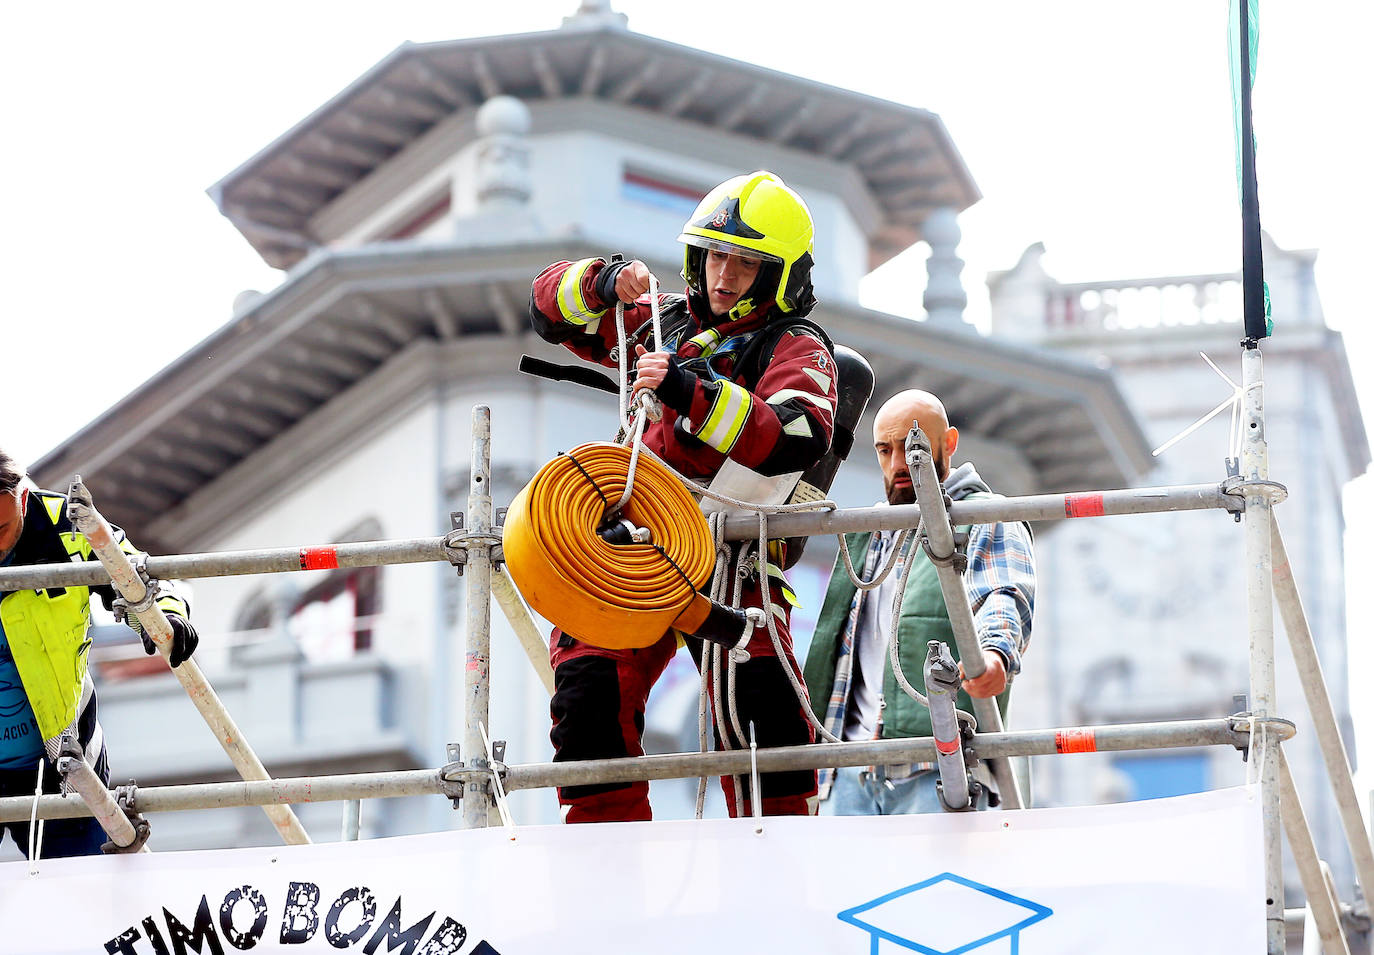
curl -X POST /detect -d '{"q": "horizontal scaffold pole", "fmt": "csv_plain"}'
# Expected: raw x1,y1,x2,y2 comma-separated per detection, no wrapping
0,717,1286,823
721,480,1239,541
0,482,1239,592
0,537,453,591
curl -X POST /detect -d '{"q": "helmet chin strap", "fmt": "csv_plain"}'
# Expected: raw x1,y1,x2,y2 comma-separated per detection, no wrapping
726,297,758,322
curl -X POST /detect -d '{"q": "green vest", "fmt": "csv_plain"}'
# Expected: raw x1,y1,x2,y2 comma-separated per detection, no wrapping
802,515,1011,741
0,496,93,744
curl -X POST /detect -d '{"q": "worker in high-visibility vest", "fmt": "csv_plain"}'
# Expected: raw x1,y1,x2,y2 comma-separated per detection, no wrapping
529,171,835,822
0,448,198,856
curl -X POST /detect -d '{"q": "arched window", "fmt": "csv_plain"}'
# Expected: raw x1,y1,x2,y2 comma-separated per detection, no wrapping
228,518,385,662
287,518,384,661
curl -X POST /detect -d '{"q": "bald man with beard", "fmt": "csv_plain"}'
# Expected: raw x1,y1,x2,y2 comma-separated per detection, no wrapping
802,390,1036,814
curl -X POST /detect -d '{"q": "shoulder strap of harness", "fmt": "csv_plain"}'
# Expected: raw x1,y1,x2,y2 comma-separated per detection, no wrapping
734,315,834,390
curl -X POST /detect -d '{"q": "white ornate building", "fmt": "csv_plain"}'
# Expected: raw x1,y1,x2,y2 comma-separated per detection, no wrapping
24,6,1151,849
989,237,1369,905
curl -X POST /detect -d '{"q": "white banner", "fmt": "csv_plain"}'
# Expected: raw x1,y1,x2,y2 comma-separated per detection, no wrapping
0,785,1262,954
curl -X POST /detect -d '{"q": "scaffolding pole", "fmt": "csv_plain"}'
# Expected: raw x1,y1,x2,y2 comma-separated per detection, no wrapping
1241,347,1284,953
491,566,556,695
0,483,1240,593
0,716,1280,824
65,478,311,847
1279,749,1352,955
462,405,496,829
1271,515,1374,901
54,748,146,853
906,424,1023,809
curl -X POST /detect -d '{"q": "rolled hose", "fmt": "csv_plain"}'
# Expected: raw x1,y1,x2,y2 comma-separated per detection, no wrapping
503,442,730,650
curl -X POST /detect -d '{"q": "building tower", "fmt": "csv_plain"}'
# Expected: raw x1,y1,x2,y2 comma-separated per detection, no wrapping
989,236,1369,900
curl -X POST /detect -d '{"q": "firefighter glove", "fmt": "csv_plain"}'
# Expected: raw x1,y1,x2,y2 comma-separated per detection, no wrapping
128,611,200,668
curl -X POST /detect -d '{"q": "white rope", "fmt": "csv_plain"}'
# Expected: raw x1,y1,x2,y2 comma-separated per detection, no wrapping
838,528,910,590
709,640,742,817
696,512,735,819
615,302,630,430
748,721,764,833
28,757,44,872
612,407,648,513
886,521,931,709
752,512,843,744
1152,352,1245,459
478,722,517,841
648,272,663,350
695,657,710,820
724,554,750,818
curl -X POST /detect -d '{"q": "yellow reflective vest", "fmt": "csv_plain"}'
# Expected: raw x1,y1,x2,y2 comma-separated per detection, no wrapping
0,489,186,748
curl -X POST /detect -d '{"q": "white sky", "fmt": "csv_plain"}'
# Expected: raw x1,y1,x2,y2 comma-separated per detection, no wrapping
2,1,1370,786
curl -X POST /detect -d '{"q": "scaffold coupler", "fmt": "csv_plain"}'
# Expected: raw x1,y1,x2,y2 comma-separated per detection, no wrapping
924,641,982,811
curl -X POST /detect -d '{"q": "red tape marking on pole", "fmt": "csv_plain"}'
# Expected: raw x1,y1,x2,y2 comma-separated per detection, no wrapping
935,738,961,756
1055,728,1098,754
1064,494,1105,519
299,547,339,571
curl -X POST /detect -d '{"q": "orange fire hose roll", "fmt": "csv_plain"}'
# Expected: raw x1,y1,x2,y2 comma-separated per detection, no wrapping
503,442,720,650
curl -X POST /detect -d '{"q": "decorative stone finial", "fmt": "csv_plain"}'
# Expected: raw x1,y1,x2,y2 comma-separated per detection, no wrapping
474,96,532,211
922,207,970,329
562,0,628,30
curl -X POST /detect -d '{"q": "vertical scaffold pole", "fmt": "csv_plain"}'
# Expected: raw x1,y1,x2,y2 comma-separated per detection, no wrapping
1241,346,1283,952
463,405,495,829
905,426,1023,809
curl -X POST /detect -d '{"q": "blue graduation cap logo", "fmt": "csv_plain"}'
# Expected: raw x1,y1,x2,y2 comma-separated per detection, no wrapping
837,873,1052,954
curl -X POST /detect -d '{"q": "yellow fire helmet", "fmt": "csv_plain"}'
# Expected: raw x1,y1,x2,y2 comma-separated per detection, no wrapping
678,170,816,314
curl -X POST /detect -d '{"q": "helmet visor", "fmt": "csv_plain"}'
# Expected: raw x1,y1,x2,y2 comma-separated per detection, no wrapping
677,233,783,265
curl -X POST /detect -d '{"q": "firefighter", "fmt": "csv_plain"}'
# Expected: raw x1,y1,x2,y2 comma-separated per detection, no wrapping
529,170,835,822
0,448,198,856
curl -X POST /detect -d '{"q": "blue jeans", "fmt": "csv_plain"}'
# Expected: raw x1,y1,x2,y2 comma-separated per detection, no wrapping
821,766,991,815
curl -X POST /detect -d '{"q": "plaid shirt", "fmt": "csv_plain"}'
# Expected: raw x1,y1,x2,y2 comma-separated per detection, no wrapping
818,470,1036,792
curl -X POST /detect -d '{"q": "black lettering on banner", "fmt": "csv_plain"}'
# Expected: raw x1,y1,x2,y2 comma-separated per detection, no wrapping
281,882,321,944
219,885,269,950
415,918,469,955
363,899,434,955
104,883,495,955
141,916,172,955
165,897,224,955
104,928,142,955
325,887,377,949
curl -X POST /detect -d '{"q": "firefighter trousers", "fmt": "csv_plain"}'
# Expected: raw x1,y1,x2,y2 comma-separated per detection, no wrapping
548,573,817,823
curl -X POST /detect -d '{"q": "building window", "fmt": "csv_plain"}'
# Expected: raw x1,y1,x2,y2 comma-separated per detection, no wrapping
224,519,384,663
621,167,705,216
287,517,383,662
288,563,380,661
382,191,451,241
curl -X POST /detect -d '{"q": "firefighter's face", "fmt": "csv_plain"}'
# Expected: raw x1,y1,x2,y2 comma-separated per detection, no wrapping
0,487,25,560
703,249,763,316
